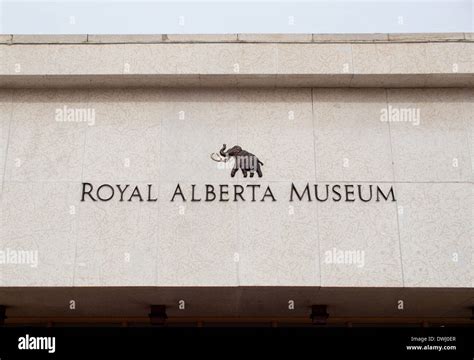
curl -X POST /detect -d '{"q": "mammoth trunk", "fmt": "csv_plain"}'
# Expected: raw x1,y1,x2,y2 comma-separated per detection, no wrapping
219,145,227,157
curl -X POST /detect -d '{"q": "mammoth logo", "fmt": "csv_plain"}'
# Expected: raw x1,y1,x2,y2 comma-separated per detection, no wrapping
210,144,264,178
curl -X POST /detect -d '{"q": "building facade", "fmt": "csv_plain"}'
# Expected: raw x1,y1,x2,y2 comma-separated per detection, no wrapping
0,33,473,326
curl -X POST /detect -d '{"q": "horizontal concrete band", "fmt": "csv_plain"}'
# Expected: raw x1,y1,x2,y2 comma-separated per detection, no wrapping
1,36,473,88
1,74,474,88
1,287,472,318
2,33,474,44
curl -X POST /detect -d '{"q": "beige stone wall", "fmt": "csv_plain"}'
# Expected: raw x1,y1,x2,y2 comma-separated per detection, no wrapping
1,33,474,87
0,36,472,289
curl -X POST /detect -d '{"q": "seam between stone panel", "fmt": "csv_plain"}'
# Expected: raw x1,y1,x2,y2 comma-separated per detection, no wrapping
0,89,11,285
311,87,322,287
349,43,355,87
385,88,405,287
0,89,13,202
463,89,474,182
5,35,474,45
275,42,279,77
79,90,91,184
236,89,241,288
72,88,91,287
154,90,164,287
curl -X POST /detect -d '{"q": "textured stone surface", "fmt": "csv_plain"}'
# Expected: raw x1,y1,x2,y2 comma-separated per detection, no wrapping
0,181,77,286
166,34,238,42
238,182,319,286
4,89,88,182
1,38,473,88
239,34,312,42
0,35,12,44
87,35,164,43
397,183,472,287
156,182,239,286
276,44,352,74
313,33,389,42
318,187,402,287
388,33,467,42
313,89,393,182
388,89,473,182
0,87,471,289
12,35,88,44
74,193,159,286
82,89,162,182
159,89,239,183
352,44,430,75
2,33,469,44
237,88,314,181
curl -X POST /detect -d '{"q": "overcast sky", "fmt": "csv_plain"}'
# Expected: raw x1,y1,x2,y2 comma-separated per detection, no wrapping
1,0,472,34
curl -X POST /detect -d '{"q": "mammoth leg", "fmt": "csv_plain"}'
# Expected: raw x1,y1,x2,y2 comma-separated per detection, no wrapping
257,163,263,177
250,172,255,178
230,159,239,177
242,169,248,177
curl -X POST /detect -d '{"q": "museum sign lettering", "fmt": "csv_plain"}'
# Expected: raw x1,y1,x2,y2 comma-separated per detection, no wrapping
80,144,396,203
80,182,395,203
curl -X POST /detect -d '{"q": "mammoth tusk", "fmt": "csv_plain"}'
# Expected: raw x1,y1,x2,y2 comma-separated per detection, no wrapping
210,153,227,162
